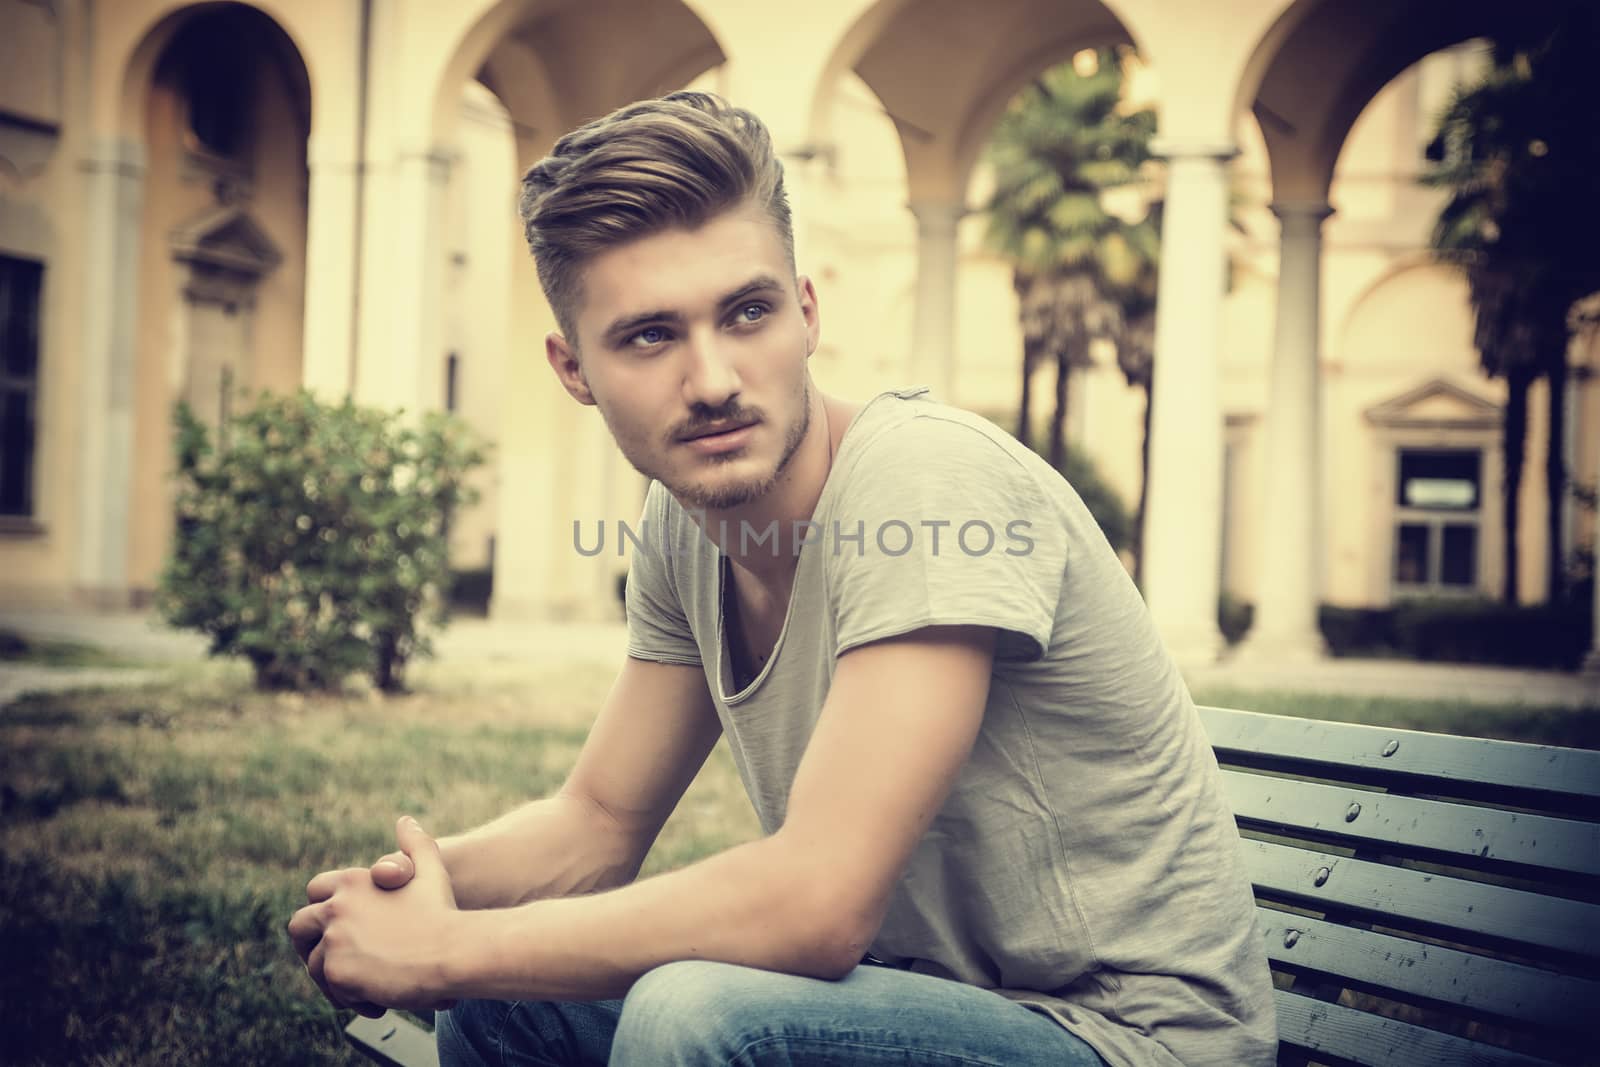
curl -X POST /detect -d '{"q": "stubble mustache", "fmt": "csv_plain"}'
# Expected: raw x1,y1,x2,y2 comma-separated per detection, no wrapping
671,403,765,443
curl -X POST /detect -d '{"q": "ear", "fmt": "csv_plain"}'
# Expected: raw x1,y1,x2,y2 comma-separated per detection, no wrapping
796,275,821,358
546,332,596,406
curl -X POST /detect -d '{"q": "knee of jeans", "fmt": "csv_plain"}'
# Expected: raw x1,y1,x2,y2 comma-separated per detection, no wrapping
435,999,505,1067
613,960,766,1062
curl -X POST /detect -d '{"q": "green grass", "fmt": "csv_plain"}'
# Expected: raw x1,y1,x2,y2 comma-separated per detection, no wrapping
2,662,1594,1064
0,659,759,1065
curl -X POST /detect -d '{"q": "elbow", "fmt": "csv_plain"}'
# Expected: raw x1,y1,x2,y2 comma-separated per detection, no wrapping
754,834,886,980
806,937,872,982
782,885,884,981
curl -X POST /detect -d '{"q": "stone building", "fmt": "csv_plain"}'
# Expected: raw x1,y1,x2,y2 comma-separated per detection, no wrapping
1,0,1595,668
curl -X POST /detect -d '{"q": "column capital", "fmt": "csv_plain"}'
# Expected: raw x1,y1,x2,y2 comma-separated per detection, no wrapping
1149,138,1239,163
77,134,145,177
390,142,459,182
1269,200,1335,224
907,199,967,234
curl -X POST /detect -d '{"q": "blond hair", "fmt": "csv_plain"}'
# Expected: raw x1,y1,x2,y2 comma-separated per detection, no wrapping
519,91,794,344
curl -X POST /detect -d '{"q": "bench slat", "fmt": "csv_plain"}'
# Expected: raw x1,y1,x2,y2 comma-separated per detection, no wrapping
1257,908,1598,1030
345,1011,439,1067
1241,839,1600,959
1222,770,1600,877
1273,989,1559,1067
1199,706,1600,803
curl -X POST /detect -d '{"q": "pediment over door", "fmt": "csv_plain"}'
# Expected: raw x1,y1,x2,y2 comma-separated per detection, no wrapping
1364,378,1503,431
170,206,282,308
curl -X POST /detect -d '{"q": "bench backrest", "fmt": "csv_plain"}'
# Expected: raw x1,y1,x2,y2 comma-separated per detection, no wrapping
1198,705,1600,1067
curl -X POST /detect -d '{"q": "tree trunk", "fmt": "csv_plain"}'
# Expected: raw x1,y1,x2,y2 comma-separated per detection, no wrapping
1502,369,1531,604
1049,349,1070,471
1545,354,1568,601
1134,381,1152,589
1017,350,1035,444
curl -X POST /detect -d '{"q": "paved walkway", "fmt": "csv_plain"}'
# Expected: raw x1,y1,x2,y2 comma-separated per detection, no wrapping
1,608,1595,708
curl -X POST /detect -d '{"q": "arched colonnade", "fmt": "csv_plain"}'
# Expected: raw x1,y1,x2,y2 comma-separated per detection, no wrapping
65,0,1597,666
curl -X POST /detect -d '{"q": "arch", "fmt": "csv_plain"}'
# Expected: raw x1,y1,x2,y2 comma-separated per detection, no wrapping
949,33,1137,204
429,0,726,144
1336,256,1478,371
114,1,313,140
804,0,918,150
123,1,315,592
809,0,1143,207
1238,0,1573,205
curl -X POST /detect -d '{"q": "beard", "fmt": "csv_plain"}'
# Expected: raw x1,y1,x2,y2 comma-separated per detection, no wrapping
662,374,813,510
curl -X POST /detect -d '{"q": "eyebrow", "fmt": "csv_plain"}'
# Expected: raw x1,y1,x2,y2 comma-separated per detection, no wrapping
601,274,788,346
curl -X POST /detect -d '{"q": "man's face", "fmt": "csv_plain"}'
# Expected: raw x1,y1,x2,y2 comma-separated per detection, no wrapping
548,201,821,511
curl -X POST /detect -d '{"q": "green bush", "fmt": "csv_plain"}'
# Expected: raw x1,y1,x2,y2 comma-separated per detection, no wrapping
157,391,487,693
1058,446,1134,553
1317,605,1398,657
1217,594,1254,646
1220,599,1590,668
1388,598,1590,669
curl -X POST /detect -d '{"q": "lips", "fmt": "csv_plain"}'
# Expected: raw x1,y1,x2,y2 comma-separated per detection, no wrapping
680,420,756,442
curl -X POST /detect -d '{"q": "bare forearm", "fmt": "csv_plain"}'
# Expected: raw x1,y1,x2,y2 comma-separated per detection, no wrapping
441,832,870,1002
439,793,644,911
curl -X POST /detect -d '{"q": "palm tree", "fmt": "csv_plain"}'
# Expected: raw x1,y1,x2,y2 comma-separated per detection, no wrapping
983,50,1155,472
1424,10,1600,602
1099,213,1160,584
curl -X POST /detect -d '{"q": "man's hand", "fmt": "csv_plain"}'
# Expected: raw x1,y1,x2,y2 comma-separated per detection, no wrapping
288,816,459,1016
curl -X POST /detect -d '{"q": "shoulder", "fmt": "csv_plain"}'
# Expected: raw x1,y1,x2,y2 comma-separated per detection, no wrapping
836,394,1054,507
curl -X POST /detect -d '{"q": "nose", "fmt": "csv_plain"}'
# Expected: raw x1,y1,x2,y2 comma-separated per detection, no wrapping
680,328,741,409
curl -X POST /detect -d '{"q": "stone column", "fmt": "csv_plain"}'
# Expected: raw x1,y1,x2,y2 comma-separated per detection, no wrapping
908,200,963,400
1585,416,1600,677
1141,140,1234,664
75,136,145,608
1238,201,1333,662
353,145,451,413
300,139,362,398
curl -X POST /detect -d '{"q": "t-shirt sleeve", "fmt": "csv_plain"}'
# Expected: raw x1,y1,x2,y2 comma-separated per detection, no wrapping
826,415,1068,663
623,481,703,666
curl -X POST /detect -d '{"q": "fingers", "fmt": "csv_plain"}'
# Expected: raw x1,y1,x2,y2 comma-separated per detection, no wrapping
370,850,415,890
307,866,363,904
294,898,387,1017
288,901,330,964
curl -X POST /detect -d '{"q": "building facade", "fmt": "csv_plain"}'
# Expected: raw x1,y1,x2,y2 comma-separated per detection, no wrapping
1,0,1595,668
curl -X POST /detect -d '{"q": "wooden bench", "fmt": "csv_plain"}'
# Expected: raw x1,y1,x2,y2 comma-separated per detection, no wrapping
347,707,1600,1067
1200,705,1599,1066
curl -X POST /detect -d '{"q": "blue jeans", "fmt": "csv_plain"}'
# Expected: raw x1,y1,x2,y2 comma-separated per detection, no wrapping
436,960,1108,1066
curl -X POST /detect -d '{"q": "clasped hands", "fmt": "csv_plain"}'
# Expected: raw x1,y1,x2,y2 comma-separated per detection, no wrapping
288,815,460,1017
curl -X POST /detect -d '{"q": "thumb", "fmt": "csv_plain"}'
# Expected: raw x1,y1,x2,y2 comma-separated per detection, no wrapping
395,815,443,876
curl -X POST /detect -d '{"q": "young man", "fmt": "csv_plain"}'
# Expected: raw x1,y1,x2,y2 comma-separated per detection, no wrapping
289,92,1276,1066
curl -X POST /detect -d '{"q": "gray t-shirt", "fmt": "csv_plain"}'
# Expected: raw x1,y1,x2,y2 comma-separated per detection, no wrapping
624,388,1277,1067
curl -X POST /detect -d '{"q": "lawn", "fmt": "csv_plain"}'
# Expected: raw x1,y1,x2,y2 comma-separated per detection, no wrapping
0,659,759,1065
0,659,1593,1064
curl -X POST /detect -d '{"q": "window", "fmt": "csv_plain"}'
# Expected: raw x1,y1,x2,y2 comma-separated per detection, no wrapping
1392,448,1481,592
0,255,43,518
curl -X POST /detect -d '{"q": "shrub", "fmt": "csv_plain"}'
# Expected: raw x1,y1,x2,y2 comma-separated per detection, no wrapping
1217,594,1254,646
1058,445,1135,553
1389,598,1590,670
1219,599,1590,668
157,391,487,693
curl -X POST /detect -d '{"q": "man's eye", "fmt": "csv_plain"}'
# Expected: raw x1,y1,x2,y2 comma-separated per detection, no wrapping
737,304,768,324
631,327,668,347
